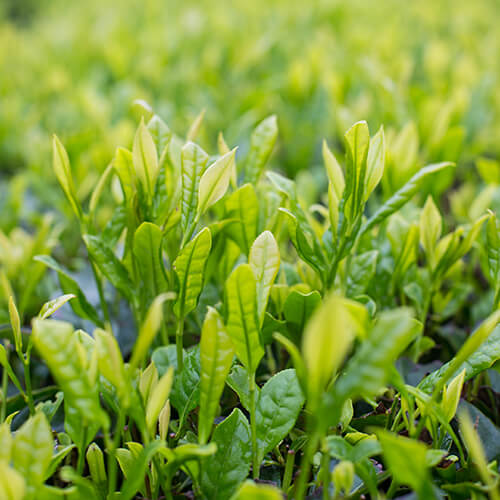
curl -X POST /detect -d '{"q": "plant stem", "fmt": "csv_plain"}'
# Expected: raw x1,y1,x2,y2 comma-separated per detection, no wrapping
107,411,125,497
1,344,8,422
295,430,321,500
89,259,111,326
282,449,295,493
321,442,331,500
23,359,35,415
249,372,259,479
176,318,184,371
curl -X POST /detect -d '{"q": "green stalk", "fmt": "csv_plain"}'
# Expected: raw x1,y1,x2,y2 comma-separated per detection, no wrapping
295,429,321,500
89,259,111,326
248,373,259,479
76,426,87,474
22,358,35,415
321,442,331,500
106,411,125,497
1,345,8,422
282,449,295,493
176,318,184,371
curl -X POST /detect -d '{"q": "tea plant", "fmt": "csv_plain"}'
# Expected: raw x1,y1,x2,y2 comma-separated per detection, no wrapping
1,106,499,500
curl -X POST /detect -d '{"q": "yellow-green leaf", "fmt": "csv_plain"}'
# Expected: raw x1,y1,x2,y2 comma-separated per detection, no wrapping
249,231,280,326
199,307,234,444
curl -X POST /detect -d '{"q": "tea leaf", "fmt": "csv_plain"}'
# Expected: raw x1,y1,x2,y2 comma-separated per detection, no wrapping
360,162,454,236
132,117,159,202
245,115,278,184
200,408,252,500
133,222,168,308
249,231,280,326
173,227,212,318
225,264,264,374
83,234,133,303
197,148,237,217
255,369,304,463
32,319,108,428
180,142,209,236
199,307,234,444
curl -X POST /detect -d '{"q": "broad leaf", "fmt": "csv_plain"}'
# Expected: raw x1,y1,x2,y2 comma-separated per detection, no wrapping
200,408,251,500
255,369,304,463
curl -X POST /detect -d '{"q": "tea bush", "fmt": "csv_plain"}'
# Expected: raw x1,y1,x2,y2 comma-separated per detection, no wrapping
1,1,500,499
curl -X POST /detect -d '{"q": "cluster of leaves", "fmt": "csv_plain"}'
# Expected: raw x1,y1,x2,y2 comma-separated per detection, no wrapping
1,103,500,500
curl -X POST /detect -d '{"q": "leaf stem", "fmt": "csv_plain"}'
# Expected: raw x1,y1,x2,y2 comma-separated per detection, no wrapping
22,358,35,415
176,318,184,371
89,258,111,326
0,345,8,422
295,429,321,500
321,442,331,500
249,372,259,479
106,411,125,497
282,449,295,493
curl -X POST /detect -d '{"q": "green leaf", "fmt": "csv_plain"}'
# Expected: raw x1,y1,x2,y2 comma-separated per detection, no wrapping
442,368,466,422
147,114,171,163
145,368,174,436
132,117,159,202
52,135,82,219
173,227,212,318
12,413,53,494
152,346,201,428
226,365,260,412
346,250,378,297
32,319,108,428
343,121,370,220
377,430,434,499
486,213,500,307
420,196,442,267
133,222,168,308
83,234,133,303
360,162,454,237
199,307,234,444
255,369,304,463
180,142,209,236
113,147,135,202
0,462,25,500
119,441,166,500
420,315,500,394
245,115,278,184
89,163,114,217
326,436,380,496
231,480,283,500
159,442,217,474
34,255,102,326
249,231,280,326
225,184,259,255
364,125,385,201
322,139,345,200
130,293,175,370
225,264,264,375
94,328,129,406
283,290,321,333
334,308,419,402
200,408,251,500
38,294,75,320
197,148,237,217
302,295,356,410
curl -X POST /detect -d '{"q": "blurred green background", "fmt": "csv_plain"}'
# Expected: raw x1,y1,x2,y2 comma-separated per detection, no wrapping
2,0,500,177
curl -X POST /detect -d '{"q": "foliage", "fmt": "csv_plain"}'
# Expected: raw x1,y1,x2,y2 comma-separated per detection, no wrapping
1,1,500,499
